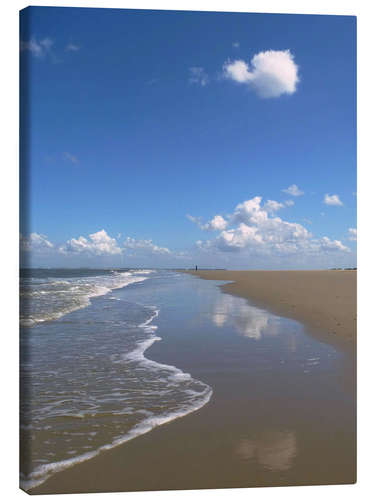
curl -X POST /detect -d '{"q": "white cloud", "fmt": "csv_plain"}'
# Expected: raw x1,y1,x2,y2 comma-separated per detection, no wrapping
224,60,252,83
320,237,349,252
263,199,284,214
284,200,295,207
123,237,171,255
20,233,54,252
23,229,175,261
60,229,122,256
348,228,357,241
189,67,209,87
187,214,227,231
194,196,349,256
231,196,267,225
20,37,54,58
207,215,228,231
223,49,299,98
214,223,264,252
232,42,240,48
324,194,343,206
282,184,304,197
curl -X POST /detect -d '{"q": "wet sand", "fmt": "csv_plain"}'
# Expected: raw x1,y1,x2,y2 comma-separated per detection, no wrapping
29,272,356,494
188,270,356,356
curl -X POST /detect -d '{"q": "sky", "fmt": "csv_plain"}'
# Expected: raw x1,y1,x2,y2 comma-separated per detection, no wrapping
19,6,356,269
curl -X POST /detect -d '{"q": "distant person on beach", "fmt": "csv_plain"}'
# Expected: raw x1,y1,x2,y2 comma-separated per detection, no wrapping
195,265,198,271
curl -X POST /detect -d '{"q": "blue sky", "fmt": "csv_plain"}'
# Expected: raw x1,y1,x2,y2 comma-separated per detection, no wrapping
20,7,356,269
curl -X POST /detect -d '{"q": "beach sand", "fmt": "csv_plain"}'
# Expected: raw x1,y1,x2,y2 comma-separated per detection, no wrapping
29,270,356,494
187,270,356,355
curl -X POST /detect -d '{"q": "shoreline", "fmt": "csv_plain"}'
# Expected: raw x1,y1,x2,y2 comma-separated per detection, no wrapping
185,270,356,357
28,270,356,494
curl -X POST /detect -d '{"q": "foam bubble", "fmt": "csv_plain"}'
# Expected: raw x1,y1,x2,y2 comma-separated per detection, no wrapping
21,384,212,491
131,269,155,275
21,271,149,326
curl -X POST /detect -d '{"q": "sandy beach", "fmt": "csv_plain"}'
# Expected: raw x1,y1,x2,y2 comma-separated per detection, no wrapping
29,271,356,494
187,270,356,356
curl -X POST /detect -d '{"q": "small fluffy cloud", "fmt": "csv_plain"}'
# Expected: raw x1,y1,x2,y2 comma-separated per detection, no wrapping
348,228,357,241
232,42,240,48
60,229,122,256
282,184,304,197
187,214,228,231
20,37,54,58
124,237,171,255
193,196,349,257
223,49,299,98
189,67,209,87
284,200,295,207
20,233,54,252
324,194,343,206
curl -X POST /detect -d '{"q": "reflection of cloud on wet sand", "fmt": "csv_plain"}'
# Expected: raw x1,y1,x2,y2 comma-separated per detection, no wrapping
211,294,279,340
235,430,297,471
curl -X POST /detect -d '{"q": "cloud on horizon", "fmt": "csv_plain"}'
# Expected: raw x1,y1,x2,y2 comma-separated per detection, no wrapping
59,229,122,256
21,229,175,261
223,50,299,98
190,196,350,256
20,212,354,269
20,233,54,252
123,237,171,255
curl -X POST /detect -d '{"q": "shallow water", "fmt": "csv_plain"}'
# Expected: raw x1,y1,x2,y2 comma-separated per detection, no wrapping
20,270,211,489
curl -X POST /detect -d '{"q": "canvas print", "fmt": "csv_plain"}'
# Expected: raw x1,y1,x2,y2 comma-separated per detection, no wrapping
19,6,356,494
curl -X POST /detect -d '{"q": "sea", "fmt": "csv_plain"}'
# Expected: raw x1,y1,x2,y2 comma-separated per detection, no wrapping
20,268,212,490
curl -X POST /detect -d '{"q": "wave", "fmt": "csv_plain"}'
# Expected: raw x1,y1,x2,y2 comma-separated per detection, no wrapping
20,304,212,491
21,388,212,492
20,270,151,327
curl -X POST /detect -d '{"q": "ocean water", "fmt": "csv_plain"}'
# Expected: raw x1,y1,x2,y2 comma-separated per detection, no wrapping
20,269,212,490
